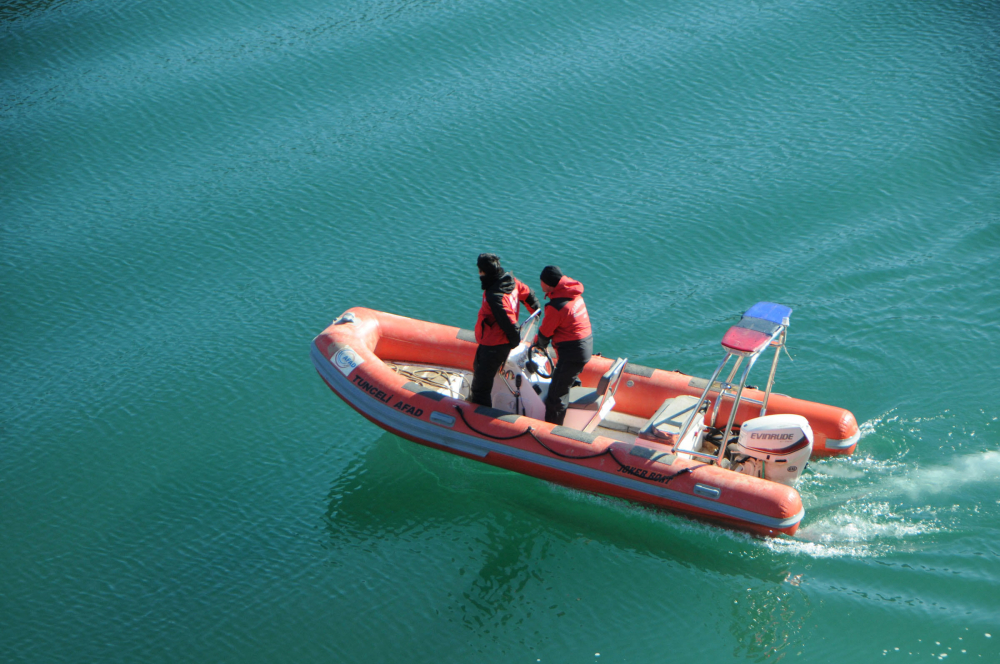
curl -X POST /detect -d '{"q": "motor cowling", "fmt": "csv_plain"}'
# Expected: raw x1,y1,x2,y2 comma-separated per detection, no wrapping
736,414,813,487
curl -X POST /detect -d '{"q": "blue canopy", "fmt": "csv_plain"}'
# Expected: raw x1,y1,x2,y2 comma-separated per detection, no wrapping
721,302,792,354
743,301,792,326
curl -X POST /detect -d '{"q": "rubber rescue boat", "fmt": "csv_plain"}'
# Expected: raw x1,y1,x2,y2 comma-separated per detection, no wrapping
311,302,859,536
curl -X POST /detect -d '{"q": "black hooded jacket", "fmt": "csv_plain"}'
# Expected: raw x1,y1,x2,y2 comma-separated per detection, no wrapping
475,271,541,346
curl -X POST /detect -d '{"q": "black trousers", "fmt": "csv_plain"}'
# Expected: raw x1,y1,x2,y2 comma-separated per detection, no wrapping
470,343,515,407
544,358,588,425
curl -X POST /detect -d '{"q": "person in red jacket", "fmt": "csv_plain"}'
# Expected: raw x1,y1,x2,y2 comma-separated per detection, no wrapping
535,265,593,425
470,253,541,407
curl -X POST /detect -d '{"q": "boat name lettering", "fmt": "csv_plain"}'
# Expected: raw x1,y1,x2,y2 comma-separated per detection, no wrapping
749,433,795,440
617,464,679,485
392,400,424,417
351,374,393,403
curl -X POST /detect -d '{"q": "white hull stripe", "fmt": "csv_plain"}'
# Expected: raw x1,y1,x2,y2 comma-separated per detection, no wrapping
824,432,860,449
311,344,803,530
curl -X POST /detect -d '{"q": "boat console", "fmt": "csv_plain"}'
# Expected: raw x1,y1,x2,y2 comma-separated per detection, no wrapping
489,309,628,434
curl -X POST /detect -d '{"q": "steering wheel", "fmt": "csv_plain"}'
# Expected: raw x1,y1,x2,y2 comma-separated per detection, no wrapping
526,345,553,378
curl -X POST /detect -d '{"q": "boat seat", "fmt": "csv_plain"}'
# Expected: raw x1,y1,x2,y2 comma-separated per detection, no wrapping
563,358,628,433
566,358,627,411
599,410,647,435
567,386,602,411
638,395,702,445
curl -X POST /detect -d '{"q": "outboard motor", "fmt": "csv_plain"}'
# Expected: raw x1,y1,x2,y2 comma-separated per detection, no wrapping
734,414,813,487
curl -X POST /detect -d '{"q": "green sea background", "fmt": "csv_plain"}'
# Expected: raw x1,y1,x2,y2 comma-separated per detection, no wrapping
3,0,999,661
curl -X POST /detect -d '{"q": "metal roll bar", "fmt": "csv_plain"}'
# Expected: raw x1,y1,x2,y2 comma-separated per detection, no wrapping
676,322,789,466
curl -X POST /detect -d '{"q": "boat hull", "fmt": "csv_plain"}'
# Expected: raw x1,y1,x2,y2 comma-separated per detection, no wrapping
312,308,860,536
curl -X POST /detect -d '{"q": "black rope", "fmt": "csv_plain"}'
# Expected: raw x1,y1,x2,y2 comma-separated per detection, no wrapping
658,465,697,487
599,441,698,487
525,430,698,487
454,405,533,440
526,428,609,459
453,406,700,487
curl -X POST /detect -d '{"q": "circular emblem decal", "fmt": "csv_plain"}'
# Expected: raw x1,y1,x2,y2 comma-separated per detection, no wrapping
330,346,364,375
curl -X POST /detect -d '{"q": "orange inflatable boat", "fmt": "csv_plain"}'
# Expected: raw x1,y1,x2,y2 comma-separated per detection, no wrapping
311,302,859,536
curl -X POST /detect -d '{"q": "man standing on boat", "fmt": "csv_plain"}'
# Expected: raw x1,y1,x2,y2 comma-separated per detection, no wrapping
470,253,541,408
535,266,593,425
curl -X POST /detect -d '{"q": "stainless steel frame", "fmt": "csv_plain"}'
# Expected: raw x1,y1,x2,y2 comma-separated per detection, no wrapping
676,323,789,466
759,328,786,417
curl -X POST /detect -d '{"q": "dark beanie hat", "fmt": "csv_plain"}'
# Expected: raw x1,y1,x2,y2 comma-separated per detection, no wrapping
477,253,503,278
540,265,563,287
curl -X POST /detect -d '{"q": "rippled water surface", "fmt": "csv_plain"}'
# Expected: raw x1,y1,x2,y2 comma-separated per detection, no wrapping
3,0,999,661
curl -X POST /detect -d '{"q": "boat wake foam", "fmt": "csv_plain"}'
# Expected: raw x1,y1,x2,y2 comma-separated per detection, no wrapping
784,506,933,555
888,450,1000,500
774,448,1000,557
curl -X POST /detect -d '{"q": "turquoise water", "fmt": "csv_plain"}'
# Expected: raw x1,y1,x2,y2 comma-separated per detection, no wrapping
3,0,999,661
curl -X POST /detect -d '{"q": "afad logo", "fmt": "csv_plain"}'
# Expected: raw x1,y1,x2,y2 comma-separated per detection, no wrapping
332,346,364,376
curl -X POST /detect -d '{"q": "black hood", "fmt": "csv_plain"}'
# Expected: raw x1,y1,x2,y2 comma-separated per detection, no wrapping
481,270,516,293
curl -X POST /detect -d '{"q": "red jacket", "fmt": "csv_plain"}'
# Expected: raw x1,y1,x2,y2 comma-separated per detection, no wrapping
539,276,592,345
475,272,539,346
